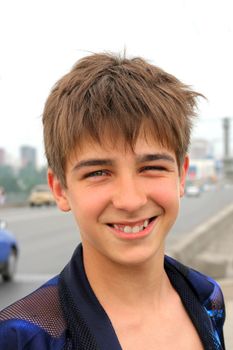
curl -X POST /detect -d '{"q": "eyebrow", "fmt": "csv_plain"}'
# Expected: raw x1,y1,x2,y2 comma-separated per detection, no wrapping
72,153,175,172
137,153,175,163
72,159,113,172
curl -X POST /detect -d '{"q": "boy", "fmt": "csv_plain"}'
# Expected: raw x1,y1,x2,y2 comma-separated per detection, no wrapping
0,53,225,349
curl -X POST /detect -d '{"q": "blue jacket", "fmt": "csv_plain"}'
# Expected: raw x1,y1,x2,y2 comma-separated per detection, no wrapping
0,244,225,349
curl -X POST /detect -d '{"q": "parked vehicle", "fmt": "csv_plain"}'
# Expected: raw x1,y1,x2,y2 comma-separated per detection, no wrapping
0,220,19,282
28,184,56,207
185,181,201,197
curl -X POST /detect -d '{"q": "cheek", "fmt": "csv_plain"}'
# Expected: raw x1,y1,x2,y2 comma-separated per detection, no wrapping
69,187,110,222
150,180,180,211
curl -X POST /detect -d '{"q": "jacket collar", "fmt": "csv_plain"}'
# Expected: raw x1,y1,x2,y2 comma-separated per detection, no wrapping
59,244,224,350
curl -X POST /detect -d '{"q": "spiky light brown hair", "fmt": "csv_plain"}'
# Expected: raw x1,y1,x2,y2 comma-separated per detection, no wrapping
43,52,202,187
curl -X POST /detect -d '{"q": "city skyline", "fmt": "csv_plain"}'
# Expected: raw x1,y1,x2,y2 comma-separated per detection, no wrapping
0,145,42,169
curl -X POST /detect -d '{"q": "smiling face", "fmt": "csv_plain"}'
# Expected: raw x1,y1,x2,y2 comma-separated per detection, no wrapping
48,135,188,267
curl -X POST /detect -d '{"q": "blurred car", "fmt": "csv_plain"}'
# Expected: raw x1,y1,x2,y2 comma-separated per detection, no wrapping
185,183,201,197
28,184,56,207
0,220,19,282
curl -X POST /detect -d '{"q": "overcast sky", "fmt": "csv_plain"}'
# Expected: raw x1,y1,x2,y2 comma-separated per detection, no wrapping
0,0,233,165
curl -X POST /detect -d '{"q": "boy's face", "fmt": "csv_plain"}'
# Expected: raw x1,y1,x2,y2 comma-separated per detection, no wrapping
49,135,188,266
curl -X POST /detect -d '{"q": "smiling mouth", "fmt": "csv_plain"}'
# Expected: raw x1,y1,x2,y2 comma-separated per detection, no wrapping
107,216,156,234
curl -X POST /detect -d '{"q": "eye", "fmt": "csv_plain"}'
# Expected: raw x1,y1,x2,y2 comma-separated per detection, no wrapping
140,165,167,172
83,169,111,179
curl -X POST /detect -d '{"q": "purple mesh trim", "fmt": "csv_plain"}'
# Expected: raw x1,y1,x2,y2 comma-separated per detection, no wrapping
0,285,66,338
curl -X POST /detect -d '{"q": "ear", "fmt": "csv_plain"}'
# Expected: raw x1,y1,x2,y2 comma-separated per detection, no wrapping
179,155,189,197
47,169,70,212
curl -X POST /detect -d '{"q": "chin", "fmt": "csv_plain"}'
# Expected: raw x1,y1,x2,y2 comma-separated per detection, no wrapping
108,244,164,268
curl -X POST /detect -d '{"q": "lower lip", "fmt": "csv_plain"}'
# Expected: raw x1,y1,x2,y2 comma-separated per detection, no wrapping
108,218,157,240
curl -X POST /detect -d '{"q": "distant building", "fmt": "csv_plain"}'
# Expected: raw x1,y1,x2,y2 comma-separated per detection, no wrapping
189,139,213,159
0,148,6,166
20,145,37,169
187,159,217,184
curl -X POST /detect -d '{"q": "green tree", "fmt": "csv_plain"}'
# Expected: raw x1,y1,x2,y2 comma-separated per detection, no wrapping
0,165,19,192
17,164,47,193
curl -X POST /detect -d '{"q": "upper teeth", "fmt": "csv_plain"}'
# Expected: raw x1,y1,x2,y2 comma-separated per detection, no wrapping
113,219,149,233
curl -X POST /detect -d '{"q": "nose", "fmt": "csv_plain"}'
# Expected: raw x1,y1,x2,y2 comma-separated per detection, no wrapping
112,175,147,212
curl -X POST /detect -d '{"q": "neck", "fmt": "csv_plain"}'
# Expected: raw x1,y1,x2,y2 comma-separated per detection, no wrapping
82,242,171,309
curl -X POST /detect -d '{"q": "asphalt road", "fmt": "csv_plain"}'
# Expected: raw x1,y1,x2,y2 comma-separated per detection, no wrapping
0,184,233,309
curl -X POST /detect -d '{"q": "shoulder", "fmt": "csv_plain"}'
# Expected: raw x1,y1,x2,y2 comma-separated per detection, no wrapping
165,255,225,321
0,276,67,350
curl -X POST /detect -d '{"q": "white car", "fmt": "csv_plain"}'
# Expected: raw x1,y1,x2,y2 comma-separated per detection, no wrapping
185,184,201,197
28,184,56,207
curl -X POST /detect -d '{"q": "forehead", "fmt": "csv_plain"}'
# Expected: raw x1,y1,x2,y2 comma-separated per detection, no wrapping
69,134,176,165
65,118,179,165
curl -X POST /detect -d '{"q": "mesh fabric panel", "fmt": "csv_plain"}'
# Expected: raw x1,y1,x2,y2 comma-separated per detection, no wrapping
0,284,66,338
59,273,99,350
166,262,225,350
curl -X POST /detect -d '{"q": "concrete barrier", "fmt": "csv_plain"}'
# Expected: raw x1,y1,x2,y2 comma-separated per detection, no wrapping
168,203,233,279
